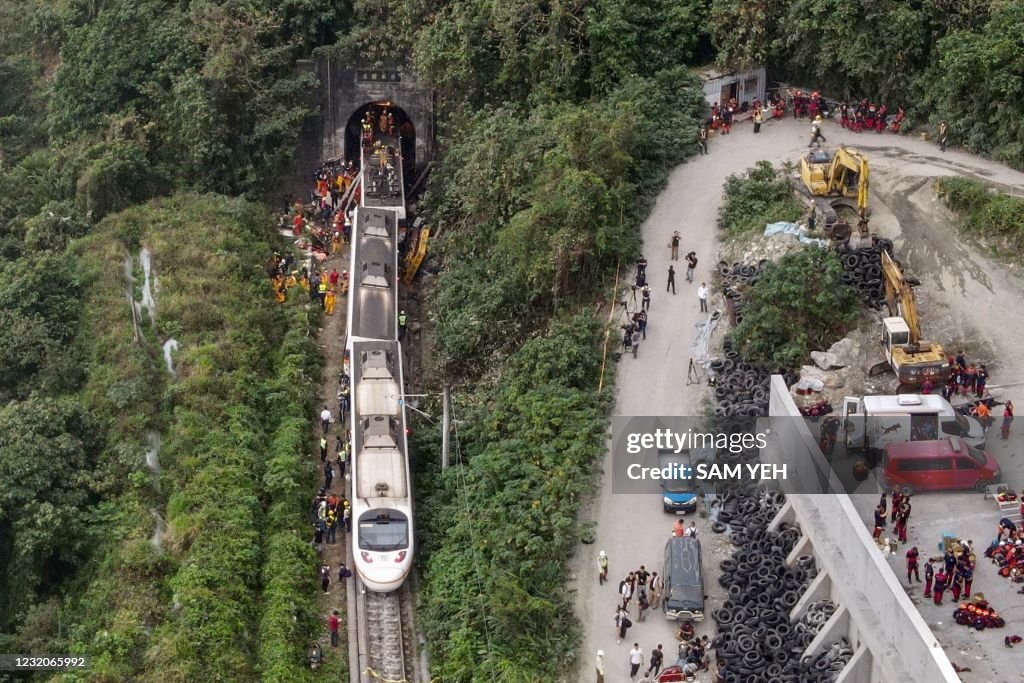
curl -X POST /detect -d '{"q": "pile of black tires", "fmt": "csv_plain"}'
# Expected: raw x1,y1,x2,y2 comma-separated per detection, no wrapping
835,236,895,309
712,486,854,682
719,259,768,326
709,339,798,418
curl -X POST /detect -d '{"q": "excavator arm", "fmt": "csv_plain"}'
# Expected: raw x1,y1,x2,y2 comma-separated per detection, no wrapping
830,147,870,223
880,250,922,345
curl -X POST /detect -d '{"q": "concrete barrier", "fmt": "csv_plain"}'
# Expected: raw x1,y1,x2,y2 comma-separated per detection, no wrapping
767,375,960,683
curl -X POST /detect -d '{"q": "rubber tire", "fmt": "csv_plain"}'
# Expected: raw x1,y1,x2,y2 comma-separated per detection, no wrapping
975,479,992,493
898,483,916,496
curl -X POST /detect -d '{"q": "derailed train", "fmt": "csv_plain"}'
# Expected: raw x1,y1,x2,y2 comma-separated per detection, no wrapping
345,206,413,592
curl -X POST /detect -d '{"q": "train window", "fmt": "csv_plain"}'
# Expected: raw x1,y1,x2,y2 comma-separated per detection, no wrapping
359,512,409,552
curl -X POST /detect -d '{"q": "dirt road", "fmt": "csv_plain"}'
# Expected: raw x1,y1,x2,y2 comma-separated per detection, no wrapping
573,115,1024,682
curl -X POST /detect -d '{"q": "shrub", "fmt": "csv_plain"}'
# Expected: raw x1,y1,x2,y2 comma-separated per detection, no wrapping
718,161,803,237
732,248,859,370
937,176,1024,255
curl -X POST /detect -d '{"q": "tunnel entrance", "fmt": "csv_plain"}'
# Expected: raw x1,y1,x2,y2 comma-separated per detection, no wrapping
344,102,416,189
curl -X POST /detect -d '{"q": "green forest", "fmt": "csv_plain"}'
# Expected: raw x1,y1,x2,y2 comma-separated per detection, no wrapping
1,0,1022,680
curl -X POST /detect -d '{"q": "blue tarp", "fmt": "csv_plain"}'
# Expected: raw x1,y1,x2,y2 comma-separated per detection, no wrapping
764,221,828,247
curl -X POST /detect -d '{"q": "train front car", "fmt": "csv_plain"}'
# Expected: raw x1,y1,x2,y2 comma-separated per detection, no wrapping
349,341,413,592
347,207,399,348
359,121,406,222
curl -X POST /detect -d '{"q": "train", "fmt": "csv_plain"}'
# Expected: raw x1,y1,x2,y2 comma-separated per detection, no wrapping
346,205,414,592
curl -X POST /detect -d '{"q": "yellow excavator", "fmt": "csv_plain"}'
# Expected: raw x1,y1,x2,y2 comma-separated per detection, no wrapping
875,250,950,391
798,146,871,247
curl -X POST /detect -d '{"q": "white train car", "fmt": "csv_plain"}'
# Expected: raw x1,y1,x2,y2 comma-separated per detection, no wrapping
360,132,407,222
346,207,398,348
349,341,413,591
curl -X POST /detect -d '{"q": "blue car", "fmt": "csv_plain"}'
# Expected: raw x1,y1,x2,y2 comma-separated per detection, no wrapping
660,451,698,514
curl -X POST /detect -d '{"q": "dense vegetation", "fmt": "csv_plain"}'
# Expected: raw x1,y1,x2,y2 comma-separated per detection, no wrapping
732,249,859,370
936,176,1024,257
717,161,804,236
0,1,335,679
709,0,1024,169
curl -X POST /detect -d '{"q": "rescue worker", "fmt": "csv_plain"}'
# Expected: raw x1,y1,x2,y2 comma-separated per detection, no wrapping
398,310,408,339
598,550,609,585
324,289,336,315
933,569,947,605
753,107,763,134
329,268,339,291
924,559,935,598
697,125,708,155
906,547,920,583
317,276,329,308
1002,401,1015,440
809,114,826,148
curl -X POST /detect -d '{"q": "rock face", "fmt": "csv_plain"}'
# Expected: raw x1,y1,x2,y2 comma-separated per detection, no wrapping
826,337,861,368
810,351,842,370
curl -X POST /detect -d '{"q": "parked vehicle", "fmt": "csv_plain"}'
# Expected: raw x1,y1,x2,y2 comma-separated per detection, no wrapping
660,450,698,514
842,394,985,464
662,536,705,622
879,436,1002,496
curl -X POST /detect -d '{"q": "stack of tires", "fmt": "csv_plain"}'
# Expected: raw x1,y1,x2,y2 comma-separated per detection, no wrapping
835,236,895,309
709,340,798,418
712,486,854,682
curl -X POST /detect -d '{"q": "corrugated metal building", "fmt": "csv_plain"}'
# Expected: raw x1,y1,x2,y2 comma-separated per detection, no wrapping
698,66,767,110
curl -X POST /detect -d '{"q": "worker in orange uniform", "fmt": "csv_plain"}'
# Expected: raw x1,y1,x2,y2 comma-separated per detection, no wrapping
324,289,336,315
293,212,303,237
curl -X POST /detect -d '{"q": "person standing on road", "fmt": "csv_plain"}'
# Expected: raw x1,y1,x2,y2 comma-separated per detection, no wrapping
933,569,947,605
646,644,664,678
667,265,676,294
685,252,697,283
337,439,348,479
649,571,663,609
615,607,631,643
324,458,334,490
595,650,605,683
641,284,651,311
906,546,920,584
628,644,644,680
753,107,763,134
697,283,708,313
938,121,949,152
319,563,331,593
320,406,331,434
976,364,989,397
598,550,609,585
320,436,328,462
809,115,826,148
924,559,934,597
328,610,340,647
697,125,708,155
670,231,681,260
636,255,648,282
1002,401,1015,440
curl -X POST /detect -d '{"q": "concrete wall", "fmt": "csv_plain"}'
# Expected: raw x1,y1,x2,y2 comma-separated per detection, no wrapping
767,375,960,683
317,60,434,171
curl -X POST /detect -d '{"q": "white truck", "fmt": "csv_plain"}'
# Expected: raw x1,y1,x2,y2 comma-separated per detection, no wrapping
841,394,986,462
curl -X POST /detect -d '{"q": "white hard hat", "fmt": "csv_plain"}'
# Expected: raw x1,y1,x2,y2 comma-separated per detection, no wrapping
599,550,607,558
597,650,604,657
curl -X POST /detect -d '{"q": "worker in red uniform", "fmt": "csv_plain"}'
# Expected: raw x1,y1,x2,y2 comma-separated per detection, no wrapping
933,569,947,605
906,547,920,584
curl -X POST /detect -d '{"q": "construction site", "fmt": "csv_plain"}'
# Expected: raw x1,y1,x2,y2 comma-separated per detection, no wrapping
575,106,1024,683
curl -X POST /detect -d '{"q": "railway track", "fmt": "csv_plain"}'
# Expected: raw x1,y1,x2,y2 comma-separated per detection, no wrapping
359,583,418,683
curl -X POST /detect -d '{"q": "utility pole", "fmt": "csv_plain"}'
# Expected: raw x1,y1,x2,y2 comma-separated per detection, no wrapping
441,385,450,470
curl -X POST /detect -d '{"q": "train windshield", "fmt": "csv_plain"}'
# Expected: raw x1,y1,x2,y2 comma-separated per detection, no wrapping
358,510,409,552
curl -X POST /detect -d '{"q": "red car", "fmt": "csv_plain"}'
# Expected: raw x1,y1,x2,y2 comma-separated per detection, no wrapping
880,436,1002,496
